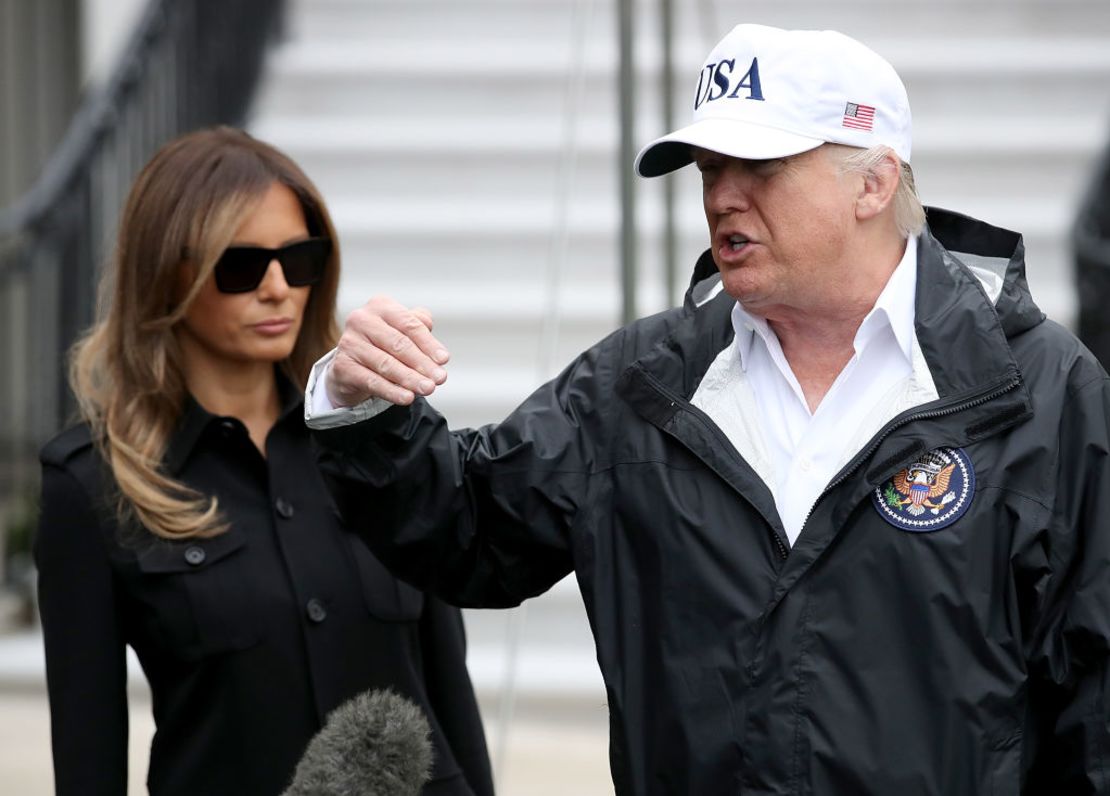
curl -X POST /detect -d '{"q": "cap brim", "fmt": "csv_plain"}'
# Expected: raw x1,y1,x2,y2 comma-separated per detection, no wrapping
635,118,826,177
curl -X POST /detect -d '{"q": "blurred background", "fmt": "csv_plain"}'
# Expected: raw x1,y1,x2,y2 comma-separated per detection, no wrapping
2,0,1109,793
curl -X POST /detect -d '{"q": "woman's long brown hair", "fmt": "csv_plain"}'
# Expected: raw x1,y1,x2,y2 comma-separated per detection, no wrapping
70,127,341,539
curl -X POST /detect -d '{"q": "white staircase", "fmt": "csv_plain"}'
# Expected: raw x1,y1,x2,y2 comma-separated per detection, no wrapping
248,0,1110,735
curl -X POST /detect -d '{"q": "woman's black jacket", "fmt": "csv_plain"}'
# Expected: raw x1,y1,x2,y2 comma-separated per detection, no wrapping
34,386,494,796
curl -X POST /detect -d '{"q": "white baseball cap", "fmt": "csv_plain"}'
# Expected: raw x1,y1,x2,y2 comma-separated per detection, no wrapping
635,24,912,177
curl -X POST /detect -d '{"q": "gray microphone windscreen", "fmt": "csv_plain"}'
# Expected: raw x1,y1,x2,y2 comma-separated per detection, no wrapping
282,689,434,796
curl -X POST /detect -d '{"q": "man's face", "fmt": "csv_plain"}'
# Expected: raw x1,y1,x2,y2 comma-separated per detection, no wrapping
694,145,860,320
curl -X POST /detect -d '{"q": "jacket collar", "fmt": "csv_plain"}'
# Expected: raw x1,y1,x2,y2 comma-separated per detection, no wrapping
911,207,1041,400
921,206,1044,338
644,206,1041,408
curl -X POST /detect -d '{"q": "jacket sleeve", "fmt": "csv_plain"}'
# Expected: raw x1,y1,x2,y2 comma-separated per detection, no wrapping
34,462,130,796
418,598,494,796
312,345,604,609
1024,374,1110,793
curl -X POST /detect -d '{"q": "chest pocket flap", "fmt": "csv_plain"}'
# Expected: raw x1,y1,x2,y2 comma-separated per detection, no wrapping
134,531,247,574
132,532,258,659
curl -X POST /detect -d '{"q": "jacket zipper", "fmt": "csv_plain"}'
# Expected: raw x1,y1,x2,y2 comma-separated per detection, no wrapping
641,374,793,560
795,374,1023,544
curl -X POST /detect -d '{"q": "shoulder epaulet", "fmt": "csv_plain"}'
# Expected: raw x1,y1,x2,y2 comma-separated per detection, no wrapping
40,424,95,467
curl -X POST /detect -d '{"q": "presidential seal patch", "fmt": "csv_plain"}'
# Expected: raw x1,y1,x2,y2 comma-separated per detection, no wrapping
872,447,975,532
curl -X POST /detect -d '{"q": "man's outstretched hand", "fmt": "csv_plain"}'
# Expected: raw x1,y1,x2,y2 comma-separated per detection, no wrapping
326,295,450,408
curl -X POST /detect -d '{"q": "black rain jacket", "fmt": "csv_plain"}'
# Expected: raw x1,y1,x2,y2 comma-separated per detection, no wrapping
314,208,1110,795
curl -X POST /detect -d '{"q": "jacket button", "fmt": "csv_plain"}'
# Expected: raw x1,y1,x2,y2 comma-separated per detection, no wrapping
218,419,238,437
184,546,206,566
275,498,295,519
305,598,327,624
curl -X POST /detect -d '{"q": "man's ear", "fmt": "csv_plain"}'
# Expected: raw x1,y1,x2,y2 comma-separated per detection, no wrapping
855,151,900,222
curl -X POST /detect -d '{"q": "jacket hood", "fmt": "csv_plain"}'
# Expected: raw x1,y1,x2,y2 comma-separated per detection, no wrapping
921,206,1044,338
683,205,1045,340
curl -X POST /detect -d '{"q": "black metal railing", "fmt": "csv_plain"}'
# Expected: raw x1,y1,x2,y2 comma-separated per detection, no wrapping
1075,133,1110,370
0,0,286,589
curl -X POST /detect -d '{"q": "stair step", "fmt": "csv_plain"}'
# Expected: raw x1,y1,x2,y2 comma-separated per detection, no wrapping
254,35,1110,121
292,0,1110,43
323,193,1078,333
250,115,1103,213
253,114,1105,156
320,194,1076,237
269,36,1110,75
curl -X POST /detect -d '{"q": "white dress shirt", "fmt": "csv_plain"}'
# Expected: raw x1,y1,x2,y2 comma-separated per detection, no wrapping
691,237,939,545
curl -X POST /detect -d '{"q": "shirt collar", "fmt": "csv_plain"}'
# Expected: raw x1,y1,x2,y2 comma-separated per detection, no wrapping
730,304,771,372
857,236,917,363
730,236,918,370
163,367,304,475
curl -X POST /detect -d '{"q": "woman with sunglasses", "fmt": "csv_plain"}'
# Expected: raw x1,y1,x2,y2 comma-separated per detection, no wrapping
33,127,494,796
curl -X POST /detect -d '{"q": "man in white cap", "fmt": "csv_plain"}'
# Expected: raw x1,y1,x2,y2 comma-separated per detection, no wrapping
307,24,1110,795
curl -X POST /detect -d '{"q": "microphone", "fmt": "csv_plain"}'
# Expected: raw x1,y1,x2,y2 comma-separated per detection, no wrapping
282,689,434,796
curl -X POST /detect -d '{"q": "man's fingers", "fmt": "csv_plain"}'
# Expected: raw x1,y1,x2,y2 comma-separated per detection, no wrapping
359,368,419,406
337,333,438,398
362,320,446,386
326,296,452,408
352,298,449,377
379,303,450,369
327,352,419,407
410,306,435,334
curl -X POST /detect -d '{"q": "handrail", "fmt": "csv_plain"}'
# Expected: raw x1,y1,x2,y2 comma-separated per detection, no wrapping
0,1,159,242
0,0,284,243
0,0,286,570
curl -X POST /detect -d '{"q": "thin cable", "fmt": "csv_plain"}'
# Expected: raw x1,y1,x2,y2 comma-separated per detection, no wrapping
661,0,677,306
698,0,719,52
491,0,598,784
618,0,636,323
539,0,597,378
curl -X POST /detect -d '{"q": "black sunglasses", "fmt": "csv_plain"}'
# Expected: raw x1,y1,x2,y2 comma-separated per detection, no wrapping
213,237,331,294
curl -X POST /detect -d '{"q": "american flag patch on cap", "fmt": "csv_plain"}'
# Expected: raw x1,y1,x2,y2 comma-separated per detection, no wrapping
842,102,875,131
